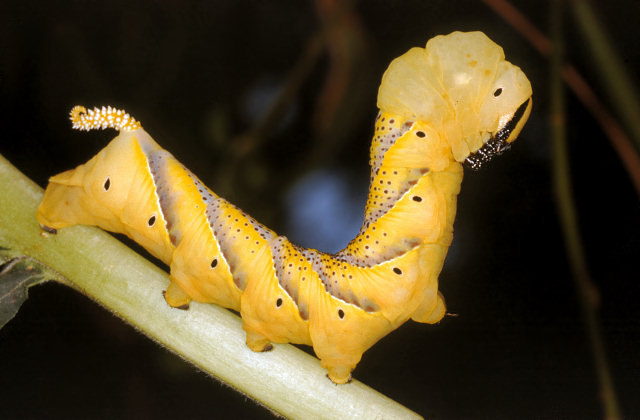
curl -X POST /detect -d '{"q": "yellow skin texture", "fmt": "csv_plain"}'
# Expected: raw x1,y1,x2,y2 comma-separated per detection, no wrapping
36,31,532,384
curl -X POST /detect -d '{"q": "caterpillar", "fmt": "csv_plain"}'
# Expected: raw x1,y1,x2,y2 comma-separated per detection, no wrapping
36,31,532,384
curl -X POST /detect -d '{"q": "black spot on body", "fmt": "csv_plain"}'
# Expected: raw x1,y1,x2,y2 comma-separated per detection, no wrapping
211,258,218,268
148,215,156,226
338,309,345,319
103,177,111,191
494,87,503,97
416,131,426,138
393,267,402,275
276,298,283,307
412,196,422,202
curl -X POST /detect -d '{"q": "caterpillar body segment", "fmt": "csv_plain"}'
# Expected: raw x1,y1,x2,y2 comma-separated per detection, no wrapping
37,31,532,384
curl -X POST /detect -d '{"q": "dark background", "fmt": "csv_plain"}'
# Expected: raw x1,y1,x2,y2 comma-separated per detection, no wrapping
1,1,638,419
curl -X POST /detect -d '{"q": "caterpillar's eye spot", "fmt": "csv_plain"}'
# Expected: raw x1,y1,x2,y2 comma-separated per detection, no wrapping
416,131,426,138
493,87,503,97
276,298,283,308
412,195,422,202
103,177,111,191
147,215,156,226
210,258,218,268
393,267,402,275
338,309,345,319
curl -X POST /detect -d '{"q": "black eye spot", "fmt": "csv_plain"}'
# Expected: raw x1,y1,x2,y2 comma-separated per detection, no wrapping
276,298,283,307
416,131,426,138
493,88,503,97
147,215,156,226
210,258,218,268
393,267,402,275
338,309,345,319
103,177,111,191
412,196,422,202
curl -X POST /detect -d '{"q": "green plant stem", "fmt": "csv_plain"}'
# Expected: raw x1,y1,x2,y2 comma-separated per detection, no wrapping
571,0,640,154
549,2,621,419
0,153,422,420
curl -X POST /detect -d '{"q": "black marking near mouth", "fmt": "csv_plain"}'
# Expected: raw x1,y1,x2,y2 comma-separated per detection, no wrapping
464,98,531,170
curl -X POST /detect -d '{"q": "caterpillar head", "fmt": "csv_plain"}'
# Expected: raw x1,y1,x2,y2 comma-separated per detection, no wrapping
377,31,532,169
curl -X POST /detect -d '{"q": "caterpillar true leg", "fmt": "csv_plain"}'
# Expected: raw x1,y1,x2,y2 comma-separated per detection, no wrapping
37,31,532,383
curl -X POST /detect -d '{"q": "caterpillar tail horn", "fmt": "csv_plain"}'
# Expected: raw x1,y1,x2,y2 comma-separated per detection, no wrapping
69,105,142,132
37,105,143,233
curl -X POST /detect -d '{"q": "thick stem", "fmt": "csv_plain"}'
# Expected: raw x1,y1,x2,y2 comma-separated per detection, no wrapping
0,153,422,420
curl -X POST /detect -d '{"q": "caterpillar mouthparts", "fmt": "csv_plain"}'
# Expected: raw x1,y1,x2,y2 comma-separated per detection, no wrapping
465,97,532,170
464,137,511,170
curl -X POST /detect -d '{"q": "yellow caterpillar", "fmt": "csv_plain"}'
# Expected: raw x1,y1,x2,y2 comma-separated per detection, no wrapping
37,31,532,384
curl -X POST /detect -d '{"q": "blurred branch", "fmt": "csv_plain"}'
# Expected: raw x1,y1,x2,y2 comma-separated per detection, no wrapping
571,0,640,153
215,0,366,198
549,1,622,419
213,30,326,197
312,0,367,134
218,2,353,154
482,0,640,196
305,0,373,170
228,35,326,161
